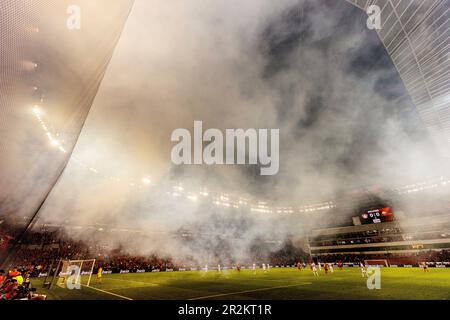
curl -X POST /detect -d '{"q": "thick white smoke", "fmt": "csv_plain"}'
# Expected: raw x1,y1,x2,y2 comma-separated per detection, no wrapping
30,0,449,263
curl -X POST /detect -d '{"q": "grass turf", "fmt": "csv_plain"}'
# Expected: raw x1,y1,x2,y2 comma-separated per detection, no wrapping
32,267,450,300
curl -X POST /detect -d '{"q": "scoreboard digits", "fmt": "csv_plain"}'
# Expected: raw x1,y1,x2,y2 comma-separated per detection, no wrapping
360,207,394,224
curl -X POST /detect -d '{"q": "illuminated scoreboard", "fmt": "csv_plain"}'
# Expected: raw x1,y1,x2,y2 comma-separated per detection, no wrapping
360,207,394,224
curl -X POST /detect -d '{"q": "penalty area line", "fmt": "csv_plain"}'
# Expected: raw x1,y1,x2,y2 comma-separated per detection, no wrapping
188,282,312,300
82,284,133,300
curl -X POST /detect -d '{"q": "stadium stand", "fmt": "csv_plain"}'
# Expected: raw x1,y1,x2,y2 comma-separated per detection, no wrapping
309,213,450,265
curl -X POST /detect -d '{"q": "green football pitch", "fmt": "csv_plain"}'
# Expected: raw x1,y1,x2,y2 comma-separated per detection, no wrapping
32,268,450,300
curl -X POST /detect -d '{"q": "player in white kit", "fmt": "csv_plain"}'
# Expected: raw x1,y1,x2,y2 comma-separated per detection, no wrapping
360,262,367,277
329,263,334,273
218,264,221,272
252,263,256,274
311,263,319,276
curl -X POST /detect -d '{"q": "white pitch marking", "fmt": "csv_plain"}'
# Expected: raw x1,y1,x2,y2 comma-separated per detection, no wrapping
82,284,133,300
189,282,312,300
104,276,159,287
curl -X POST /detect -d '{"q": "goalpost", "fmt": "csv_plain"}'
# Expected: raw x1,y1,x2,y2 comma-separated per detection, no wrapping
45,259,96,289
364,259,389,267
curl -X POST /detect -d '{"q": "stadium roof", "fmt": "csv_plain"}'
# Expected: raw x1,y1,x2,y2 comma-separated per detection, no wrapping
347,0,450,157
0,0,134,221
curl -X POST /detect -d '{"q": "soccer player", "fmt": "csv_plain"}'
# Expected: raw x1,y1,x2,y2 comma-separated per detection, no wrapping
297,262,302,271
262,263,267,273
360,262,367,278
205,264,208,272
318,262,322,271
97,266,103,283
218,264,221,272
311,263,319,277
422,262,428,272
329,263,334,273
324,263,329,274
252,263,256,274
236,264,241,272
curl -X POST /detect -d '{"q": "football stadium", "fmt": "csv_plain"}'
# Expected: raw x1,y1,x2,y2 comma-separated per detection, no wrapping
1,0,450,306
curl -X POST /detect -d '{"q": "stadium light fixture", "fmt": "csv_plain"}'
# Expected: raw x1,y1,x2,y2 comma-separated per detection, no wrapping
187,195,198,201
32,106,41,115
142,177,151,184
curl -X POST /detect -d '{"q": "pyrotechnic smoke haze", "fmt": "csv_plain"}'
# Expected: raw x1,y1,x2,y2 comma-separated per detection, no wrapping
4,0,449,264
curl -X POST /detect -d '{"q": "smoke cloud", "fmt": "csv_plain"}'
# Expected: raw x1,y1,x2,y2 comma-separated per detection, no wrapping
12,0,449,263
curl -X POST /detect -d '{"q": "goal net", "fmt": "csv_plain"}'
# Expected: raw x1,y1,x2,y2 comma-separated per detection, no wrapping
364,259,389,267
48,259,96,289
